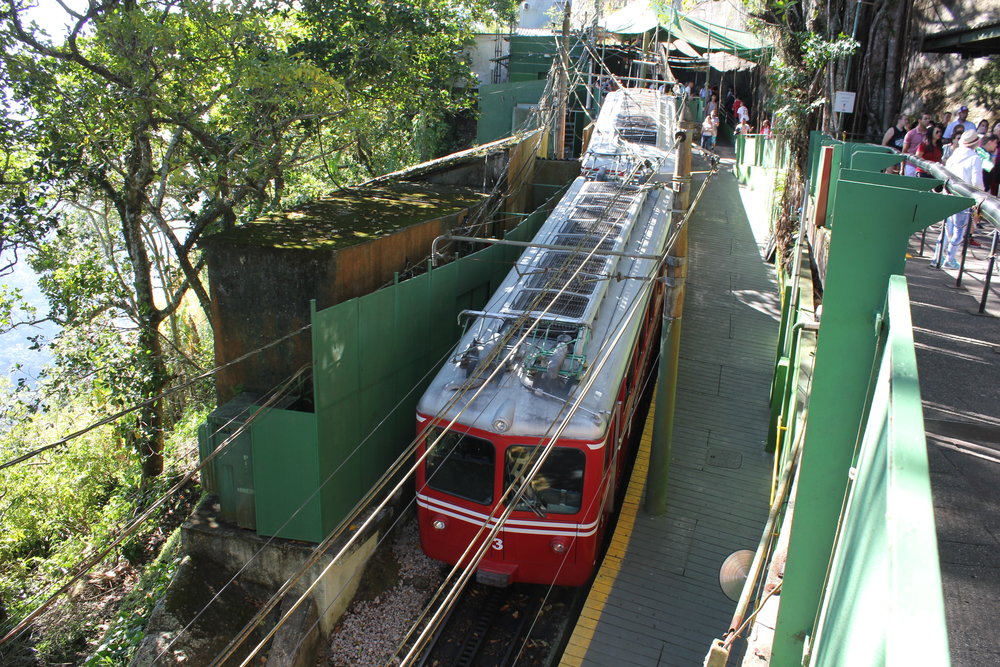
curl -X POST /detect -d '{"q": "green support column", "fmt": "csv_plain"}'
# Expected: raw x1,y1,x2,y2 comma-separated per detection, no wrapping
769,167,973,666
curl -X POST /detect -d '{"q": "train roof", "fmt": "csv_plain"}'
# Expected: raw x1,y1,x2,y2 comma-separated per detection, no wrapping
417,90,678,442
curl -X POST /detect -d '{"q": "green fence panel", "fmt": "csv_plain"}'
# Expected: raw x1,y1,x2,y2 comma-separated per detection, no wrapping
305,203,554,535
476,79,550,144
810,276,949,666
252,408,322,542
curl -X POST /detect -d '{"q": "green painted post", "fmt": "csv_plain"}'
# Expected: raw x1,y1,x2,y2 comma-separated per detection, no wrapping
769,165,973,666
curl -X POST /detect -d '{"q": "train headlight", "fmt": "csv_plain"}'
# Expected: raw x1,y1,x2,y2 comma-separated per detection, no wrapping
550,537,568,554
432,517,447,531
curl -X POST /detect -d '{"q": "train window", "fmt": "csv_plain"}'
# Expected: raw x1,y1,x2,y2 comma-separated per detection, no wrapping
504,446,585,515
425,428,495,505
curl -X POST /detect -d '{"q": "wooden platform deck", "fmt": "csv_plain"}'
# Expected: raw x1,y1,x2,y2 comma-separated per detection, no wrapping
560,167,780,666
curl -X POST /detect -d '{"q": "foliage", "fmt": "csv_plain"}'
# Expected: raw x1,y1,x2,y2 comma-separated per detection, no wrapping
83,528,182,667
0,0,349,476
296,0,518,172
0,377,205,664
964,57,1000,110
763,31,859,132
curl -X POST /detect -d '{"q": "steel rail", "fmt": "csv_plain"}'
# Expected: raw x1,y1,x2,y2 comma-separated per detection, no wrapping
903,153,1000,225
432,234,667,263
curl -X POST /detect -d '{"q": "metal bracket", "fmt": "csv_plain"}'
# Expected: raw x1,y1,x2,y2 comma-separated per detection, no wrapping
663,255,687,267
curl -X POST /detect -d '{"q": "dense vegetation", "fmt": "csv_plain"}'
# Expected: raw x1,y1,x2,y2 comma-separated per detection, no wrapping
0,0,514,662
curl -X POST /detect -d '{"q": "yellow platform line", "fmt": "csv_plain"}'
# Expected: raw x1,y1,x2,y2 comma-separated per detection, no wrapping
559,391,657,667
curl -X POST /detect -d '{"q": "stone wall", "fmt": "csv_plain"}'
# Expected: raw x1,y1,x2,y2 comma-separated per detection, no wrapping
204,211,465,404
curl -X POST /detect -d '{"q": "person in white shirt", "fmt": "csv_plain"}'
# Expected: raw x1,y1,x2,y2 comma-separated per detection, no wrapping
701,110,719,150
932,129,985,269
737,103,749,124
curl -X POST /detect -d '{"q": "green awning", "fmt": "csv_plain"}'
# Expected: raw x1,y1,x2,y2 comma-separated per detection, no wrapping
599,0,768,58
666,14,766,57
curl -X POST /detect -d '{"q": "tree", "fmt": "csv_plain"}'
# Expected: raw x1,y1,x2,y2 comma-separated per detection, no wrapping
296,0,518,174
0,0,345,478
746,0,857,263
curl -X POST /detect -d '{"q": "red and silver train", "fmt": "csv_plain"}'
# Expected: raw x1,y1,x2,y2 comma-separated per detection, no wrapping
416,89,678,586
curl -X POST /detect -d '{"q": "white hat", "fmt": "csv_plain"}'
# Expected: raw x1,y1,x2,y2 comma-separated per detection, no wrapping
960,129,980,146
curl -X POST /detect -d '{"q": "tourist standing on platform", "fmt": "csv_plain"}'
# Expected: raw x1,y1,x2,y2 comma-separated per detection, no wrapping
736,101,749,126
760,119,773,138
942,131,962,162
902,112,931,176
932,129,986,270
978,133,999,195
882,114,908,150
915,124,944,176
699,82,710,103
944,105,973,142
706,94,718,117
943,111,952,126
701,110,719,150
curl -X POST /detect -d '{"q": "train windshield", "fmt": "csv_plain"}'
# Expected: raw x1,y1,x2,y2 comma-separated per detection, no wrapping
504,446,585,515
425,427,495,505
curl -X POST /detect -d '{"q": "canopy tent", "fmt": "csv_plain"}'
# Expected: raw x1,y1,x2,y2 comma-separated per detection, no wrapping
598,0,768,69
666,14,766,58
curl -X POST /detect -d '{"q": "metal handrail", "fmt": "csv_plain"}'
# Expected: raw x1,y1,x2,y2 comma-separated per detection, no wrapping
903,152,1000,226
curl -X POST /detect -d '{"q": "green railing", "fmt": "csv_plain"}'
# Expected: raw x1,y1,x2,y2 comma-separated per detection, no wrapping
808,275,948,665
757,132,964,665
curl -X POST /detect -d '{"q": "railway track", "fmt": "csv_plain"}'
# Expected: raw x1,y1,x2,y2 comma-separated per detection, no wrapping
414,581,580,667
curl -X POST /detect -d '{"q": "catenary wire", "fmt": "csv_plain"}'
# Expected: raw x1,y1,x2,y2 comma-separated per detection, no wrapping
289,141,668,662
0,364,310,647
0,323,312,471
213,124,655,667
232,60,694,662
396,141,717,665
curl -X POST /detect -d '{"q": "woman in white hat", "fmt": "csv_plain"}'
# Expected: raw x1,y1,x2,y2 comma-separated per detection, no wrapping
931,129,985,269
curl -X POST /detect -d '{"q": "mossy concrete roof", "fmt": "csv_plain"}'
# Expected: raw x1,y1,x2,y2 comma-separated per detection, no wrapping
204,181,488,250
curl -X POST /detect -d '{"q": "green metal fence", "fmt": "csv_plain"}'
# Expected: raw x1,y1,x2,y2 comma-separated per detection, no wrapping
307,202,554,537
748,132,967,665
809,276,949,666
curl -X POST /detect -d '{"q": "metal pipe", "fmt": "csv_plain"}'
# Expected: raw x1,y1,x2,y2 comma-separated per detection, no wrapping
979,229,999,314
722,425,805,649
431,234,665,265
903,153,1000,227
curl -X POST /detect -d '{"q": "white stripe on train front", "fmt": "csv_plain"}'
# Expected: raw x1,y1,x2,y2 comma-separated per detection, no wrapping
417,494,600,537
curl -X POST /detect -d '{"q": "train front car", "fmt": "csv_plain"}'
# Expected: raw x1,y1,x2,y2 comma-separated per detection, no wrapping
416,89,677,587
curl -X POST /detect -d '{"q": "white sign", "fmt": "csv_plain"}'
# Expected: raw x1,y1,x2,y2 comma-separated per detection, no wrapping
833,91,856,114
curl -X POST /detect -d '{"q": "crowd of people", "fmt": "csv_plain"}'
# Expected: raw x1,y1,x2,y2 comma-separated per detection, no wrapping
884,106,1000,269
685,81,769,152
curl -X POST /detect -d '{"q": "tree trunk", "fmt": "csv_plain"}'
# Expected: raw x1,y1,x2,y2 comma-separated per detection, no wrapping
121,124,167,480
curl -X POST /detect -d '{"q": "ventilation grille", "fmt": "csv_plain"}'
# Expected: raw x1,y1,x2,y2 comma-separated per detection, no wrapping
527,252,608,295
560,219,623,237
571,205,630,224
508,319,580,342
552,235,618,252
618,114,658,145
511,291,590,318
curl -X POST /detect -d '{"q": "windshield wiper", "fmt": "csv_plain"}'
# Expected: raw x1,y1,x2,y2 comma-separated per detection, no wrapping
521,485,548,518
